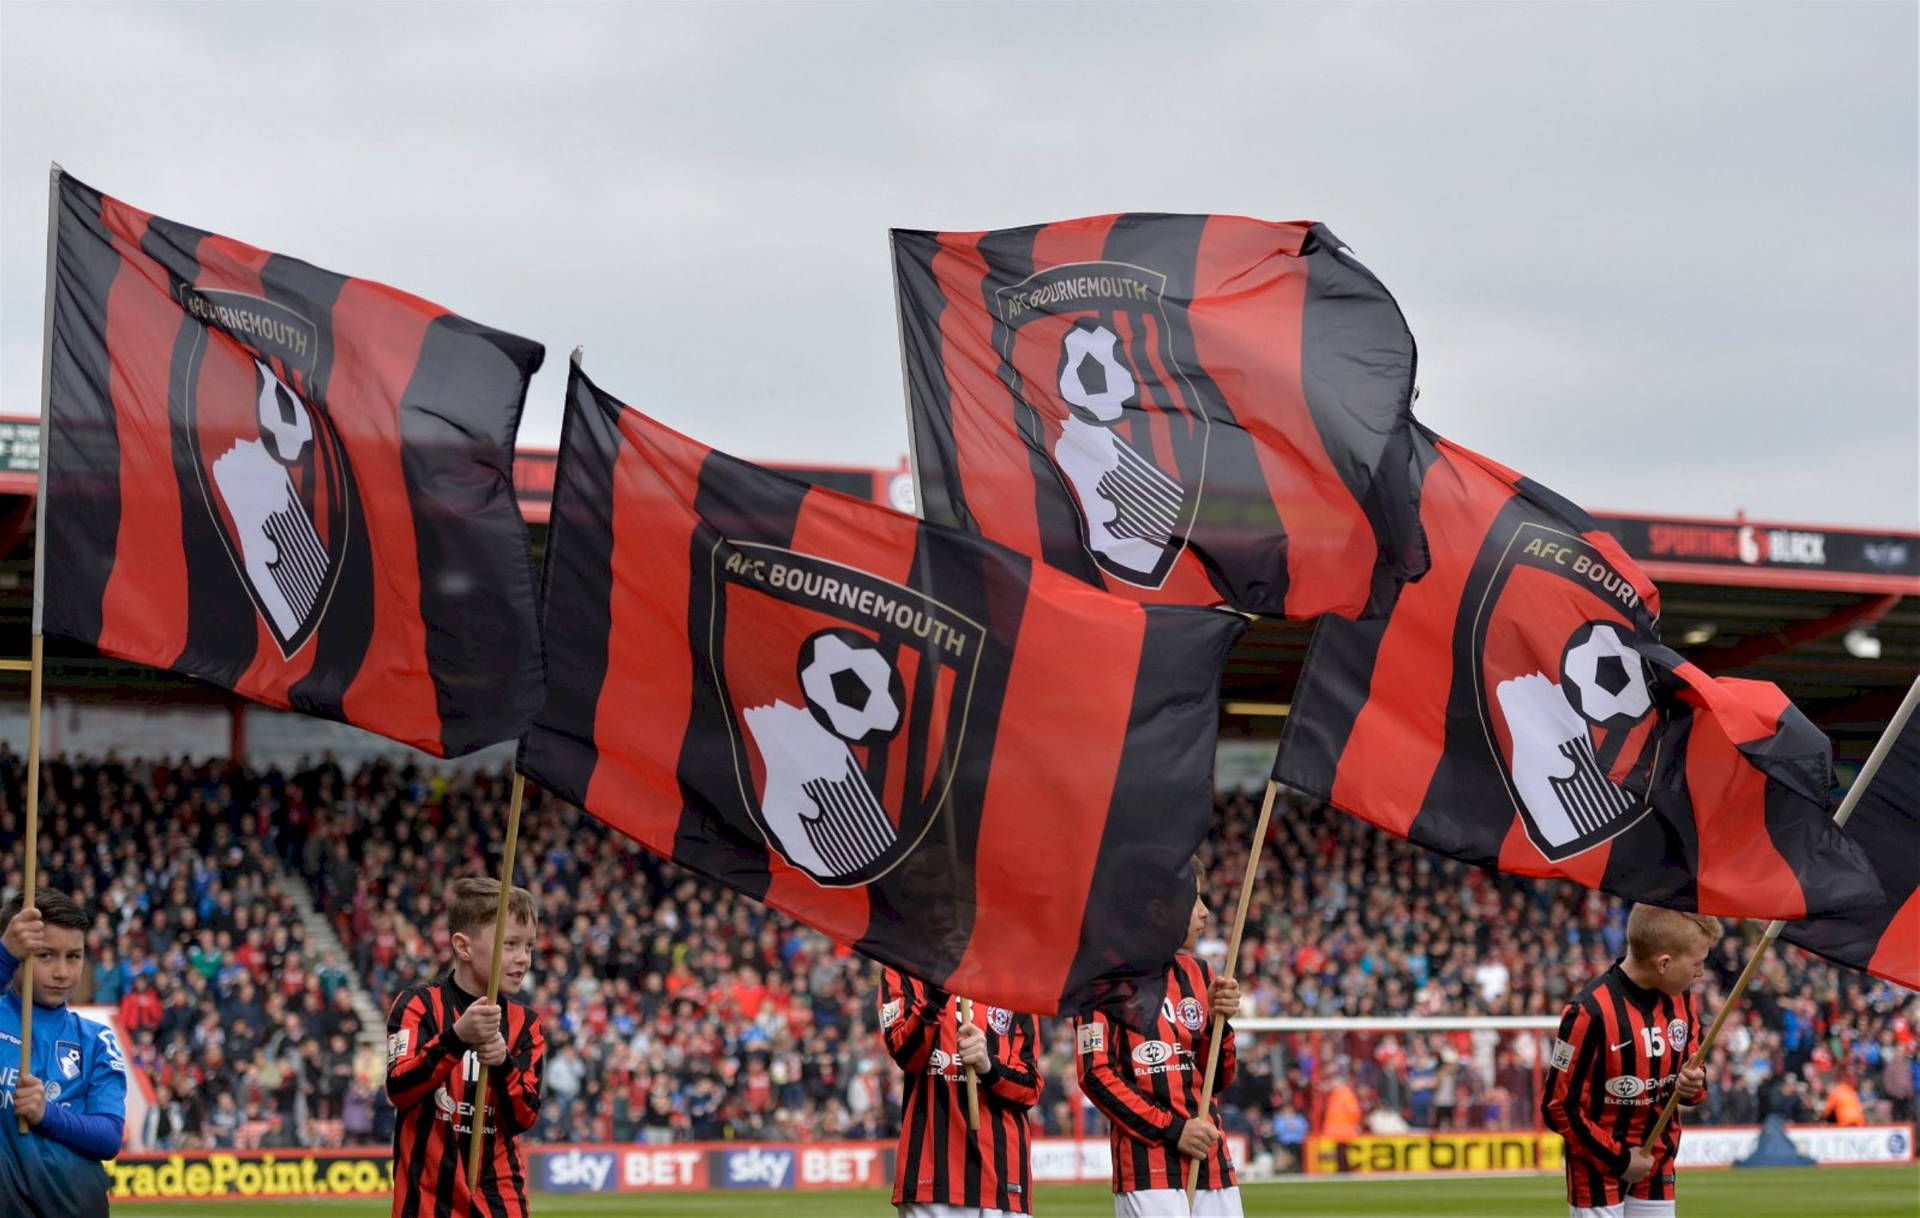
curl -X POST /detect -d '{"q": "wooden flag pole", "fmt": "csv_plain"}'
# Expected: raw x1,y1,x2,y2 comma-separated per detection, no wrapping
465,771,528,1183
18,163,63,1135
960,996,980,1130
1185,776,1280,1210
14,636,45,1134
1642,672,1920,1148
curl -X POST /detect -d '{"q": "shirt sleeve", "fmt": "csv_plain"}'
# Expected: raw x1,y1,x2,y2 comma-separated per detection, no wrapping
498,1007,546,1136
0,941,17,993
385,988,460,1111
983,1015,1042,1109
1541,1000,1630,1175
879,968,943,1073
1076,1010,1180,1147
35,1022,127,1161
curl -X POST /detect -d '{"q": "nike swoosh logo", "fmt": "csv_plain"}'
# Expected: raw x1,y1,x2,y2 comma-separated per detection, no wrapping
1611,1040,1635,1051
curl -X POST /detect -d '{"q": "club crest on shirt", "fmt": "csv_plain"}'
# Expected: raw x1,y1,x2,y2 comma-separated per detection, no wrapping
987,1006,1013,1035
1160,994,1207,1031
1667,1018,1689,1051
55,1040,83,1081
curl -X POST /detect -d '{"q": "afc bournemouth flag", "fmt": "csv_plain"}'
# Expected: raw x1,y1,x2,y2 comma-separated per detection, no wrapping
41,173,544,757
894,213,1427,620
1785,683,1920,990
521,363,1246,1024
1275,432,1880,920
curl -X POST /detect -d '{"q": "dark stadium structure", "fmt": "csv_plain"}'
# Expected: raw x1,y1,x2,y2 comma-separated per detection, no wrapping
0,419,1913,769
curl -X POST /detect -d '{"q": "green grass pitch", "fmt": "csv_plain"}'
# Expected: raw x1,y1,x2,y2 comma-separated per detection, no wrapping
133,1165,1920,1217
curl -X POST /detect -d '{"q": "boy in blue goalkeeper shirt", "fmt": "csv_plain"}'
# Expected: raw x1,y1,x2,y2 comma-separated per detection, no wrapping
2,889,127,1218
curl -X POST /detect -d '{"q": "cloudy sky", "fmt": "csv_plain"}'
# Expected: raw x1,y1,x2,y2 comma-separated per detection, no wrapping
4,2,1914,527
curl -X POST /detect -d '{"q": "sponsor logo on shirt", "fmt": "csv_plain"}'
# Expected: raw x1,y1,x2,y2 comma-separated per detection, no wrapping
1131,1039,1191,1075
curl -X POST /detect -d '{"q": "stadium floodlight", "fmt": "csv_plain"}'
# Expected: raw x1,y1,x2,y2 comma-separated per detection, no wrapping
1843,627,1882,660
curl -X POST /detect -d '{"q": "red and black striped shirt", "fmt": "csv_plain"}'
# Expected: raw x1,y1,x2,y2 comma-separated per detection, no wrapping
880,968,1041,1213
386,975,546,1218
1075,952,1236,1194
1543,961,1705,1207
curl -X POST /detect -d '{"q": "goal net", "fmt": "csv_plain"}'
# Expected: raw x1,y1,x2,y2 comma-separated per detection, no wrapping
1221,1015,1562,1176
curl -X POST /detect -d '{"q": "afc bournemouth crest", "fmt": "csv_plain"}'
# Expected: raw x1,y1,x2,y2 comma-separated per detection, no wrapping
176,285,354,657
994,262,1210,589
1473,522,1662,862
709,542,985,886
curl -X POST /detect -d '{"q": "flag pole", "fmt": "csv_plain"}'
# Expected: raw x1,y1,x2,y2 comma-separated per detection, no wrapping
17,163,64,1134
1642,672,1920,1147
14,636,44,1136
960,996,980,1130
464,770,527,1181
463,346,568,1175
887,232,927,522
1185,775,1280,1209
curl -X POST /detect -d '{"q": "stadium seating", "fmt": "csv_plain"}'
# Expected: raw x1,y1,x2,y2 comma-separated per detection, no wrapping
1,750,1913,1161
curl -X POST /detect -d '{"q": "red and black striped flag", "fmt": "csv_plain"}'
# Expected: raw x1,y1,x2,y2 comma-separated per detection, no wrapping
1784,685,1920,989
520,363,1246,1025
893,213,1427,619
1275,431,1880,920
41,173,544,757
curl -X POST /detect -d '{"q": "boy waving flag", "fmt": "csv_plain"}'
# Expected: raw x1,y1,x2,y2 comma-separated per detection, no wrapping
880,968,1041,1217
1545,905,1719,1217
1,892,127,1218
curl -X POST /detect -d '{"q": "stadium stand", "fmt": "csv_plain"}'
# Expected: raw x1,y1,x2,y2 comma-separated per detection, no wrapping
1,751,1914,1169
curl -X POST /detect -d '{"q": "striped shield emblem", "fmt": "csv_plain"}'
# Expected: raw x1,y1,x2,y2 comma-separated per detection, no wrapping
181,288,353,658
1478,523,1661,862
992,262,1210,589
713,542,985,887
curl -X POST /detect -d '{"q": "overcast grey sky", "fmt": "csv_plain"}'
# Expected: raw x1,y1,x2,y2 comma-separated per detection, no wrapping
4,2,1914,528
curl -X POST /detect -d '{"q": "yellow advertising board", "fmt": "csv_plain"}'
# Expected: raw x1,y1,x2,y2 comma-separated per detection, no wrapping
1307,1131,1567,1175
109,1150,394,1201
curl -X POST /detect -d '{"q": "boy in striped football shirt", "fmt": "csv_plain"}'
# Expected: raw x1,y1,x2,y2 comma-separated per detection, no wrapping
1077,872,1242,1217
386,878,545,1218
1544,904,1718,1218
880,967,1042,1217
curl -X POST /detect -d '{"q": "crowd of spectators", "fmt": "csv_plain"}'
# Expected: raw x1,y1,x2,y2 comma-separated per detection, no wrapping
2,752,1914,1170
0,751,385,1152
